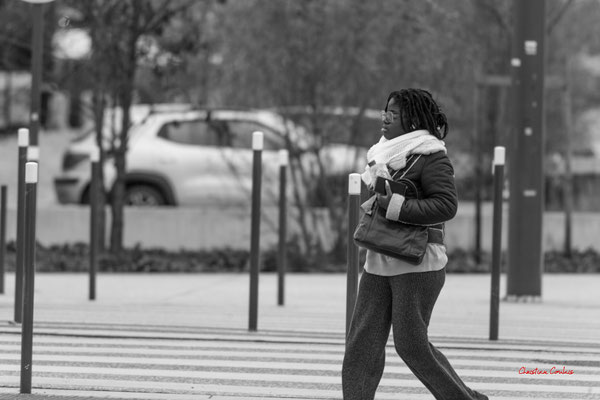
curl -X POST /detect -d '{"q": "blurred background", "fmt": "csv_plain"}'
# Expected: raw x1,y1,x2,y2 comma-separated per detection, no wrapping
1,0,600,270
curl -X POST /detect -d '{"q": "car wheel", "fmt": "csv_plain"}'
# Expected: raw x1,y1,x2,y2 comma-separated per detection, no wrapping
125,184,166,206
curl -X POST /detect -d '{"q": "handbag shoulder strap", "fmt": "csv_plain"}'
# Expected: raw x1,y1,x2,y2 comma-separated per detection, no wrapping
391,154,422,180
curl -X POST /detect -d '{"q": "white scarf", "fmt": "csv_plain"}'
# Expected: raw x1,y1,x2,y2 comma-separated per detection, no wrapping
362,129,446,186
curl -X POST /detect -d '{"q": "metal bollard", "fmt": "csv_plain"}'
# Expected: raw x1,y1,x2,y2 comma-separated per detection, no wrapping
346,173,361,338
0,185,6,294
89,147,100,301
14,128,29,323
20,162,38,394
489,146,505,341
248,131,263,331
277,149,288,307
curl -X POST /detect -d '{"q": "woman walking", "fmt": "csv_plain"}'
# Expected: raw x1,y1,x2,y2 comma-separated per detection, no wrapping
342,89,488,400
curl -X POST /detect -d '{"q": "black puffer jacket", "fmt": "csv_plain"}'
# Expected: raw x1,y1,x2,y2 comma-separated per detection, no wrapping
391,151,458,226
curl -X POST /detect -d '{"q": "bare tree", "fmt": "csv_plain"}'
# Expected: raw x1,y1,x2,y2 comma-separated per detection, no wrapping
52,0,598,261
68,0,194,252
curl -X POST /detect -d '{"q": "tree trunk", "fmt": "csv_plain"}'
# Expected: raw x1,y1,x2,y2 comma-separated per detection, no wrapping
110,85,133,252
109,24,137,253
92,90,107,251
2,70,11,129
110,146,126,253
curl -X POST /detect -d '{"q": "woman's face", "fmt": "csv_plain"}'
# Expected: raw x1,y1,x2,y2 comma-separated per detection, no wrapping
381,97,406,140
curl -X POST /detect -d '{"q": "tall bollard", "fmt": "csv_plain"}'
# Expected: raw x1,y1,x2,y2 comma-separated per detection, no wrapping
20,162,38,394
277,149,288,307
248,131,263,331
89,147,100,301
346,173,361,338
489,146,506,341
0,185,6,294
15,128,29,323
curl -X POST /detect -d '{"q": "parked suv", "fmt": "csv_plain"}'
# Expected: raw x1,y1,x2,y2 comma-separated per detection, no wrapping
54,106,364,206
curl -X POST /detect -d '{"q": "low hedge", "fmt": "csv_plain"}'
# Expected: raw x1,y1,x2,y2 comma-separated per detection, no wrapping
1,241,599,273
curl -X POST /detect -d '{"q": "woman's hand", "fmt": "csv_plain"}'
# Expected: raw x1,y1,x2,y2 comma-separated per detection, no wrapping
376,180,393,209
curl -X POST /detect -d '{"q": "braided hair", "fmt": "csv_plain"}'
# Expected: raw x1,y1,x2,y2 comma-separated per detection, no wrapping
385,88,449,140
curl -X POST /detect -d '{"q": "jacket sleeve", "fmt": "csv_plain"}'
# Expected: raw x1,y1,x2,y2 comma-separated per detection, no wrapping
397,152,458,225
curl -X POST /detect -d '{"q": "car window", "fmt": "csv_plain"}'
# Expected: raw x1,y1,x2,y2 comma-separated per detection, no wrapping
226,121,285,151
157,119,224,146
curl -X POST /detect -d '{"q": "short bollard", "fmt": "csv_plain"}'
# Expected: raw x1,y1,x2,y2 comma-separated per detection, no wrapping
248,131,263,331
489,146,505,341
277,149,288,306
20,162,38,394
0,185,7,294
89,146,100,301
15,128,29,323
346,173,361,338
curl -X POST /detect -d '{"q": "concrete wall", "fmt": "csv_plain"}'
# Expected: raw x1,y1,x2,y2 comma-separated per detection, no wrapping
446,202,600,253
2,202,598,252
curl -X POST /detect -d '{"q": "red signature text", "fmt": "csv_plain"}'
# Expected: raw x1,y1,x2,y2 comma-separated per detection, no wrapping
519,366,574,375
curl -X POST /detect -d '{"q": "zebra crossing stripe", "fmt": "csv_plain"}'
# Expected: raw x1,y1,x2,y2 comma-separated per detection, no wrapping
2,324,600,350
1,334,599,356
0,356,598,381
0,389,594,400
0,375,598,398
0,349,598,376
0,337,599,372
0,327,346,344
0,333,598,399
0,359,597,383
1,335,600,355
1,345,598,370
0,387,339,400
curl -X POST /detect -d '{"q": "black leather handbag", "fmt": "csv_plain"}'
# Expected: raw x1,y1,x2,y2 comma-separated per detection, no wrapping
353,156,429,265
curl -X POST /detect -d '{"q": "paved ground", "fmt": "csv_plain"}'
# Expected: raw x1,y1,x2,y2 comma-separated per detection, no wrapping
0,272,599,399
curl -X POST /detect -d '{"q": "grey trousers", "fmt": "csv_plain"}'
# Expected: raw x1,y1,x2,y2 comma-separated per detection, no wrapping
341,270,488,400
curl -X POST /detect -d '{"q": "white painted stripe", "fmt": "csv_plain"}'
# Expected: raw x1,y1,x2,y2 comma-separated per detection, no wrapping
2,353,342,366
54,331,600,350
1,343,599,363
0,387,326,400
401,348,600,362
1,347,599,376
1,349,599,369
0,342,347,354
2,335,598,355
433,342,600,354
479,335,600,347
1,354,599,377
0,376,598,396
0,387,588,400
1,352,343,365
2,326,600,347
0,328,346,344
0,363,598,384
0,379,348,400
22,346,600,363
0,386,595,400
0,326,598,347
0,335,344,349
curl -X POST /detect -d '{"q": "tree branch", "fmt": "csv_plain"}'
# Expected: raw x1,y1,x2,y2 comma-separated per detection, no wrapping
547,0,575,35
478,0,510,34
142,0,195,33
